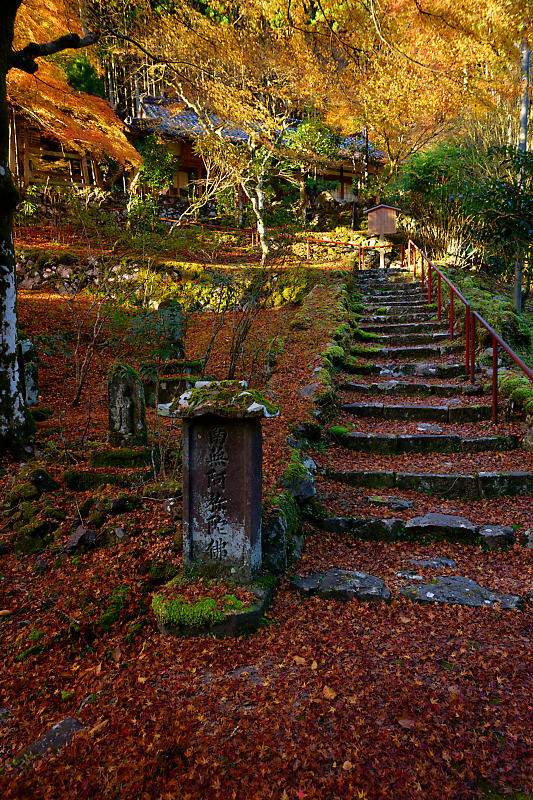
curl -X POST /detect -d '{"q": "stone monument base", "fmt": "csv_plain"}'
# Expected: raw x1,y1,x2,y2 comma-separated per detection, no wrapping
152,574,277,638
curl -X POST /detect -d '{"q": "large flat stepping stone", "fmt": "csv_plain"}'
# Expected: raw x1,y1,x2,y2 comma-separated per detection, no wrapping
405,513,477,540
291,569,390,602
16,717,84,763
401,576,522,609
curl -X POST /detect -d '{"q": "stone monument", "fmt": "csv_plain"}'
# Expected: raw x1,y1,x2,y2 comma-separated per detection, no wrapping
107,364,147,447
158,298,185,359
17,337,39,406
173,381,278,584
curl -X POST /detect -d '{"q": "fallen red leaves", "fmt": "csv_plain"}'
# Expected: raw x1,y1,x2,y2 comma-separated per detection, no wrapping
1,232,533,800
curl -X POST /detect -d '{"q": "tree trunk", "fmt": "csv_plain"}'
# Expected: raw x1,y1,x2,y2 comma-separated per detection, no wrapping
514,36,530,314
248,173,270,267
299,175,307,227
0,3,32,452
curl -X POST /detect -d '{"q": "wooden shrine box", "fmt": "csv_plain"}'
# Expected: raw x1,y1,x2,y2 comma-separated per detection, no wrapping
364,204,400,236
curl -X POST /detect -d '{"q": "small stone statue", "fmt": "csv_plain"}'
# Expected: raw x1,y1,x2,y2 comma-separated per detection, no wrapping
108,364,147,447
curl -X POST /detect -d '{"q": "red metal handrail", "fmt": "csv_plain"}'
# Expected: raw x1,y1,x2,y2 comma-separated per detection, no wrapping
403,238,533,423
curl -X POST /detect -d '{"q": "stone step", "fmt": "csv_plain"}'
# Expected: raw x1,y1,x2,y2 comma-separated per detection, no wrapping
329,428,518,454
314,513,515,548
367,312,438,324
361,292,424,302
365,300,430,309
361,322,445,334
340,402,492,422
350,343,464,360
326,468,533,498
373,332,451,346
339,380,477,398
343,359,466,379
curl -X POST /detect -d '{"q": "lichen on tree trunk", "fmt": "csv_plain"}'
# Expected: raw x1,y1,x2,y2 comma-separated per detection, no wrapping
0,3,32,451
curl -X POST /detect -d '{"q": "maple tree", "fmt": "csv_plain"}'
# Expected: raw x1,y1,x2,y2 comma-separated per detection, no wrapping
0,0,142,453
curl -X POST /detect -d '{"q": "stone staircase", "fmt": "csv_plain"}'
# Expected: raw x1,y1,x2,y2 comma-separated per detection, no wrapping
312,264,533,544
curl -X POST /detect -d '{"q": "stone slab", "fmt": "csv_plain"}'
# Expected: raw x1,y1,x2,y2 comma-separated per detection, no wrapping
291,569,390,602
395,473,479,499
401,576,521,609
479,472,533,498
478,524,515,549
404,513,478,540
407,557,457,568
17,718,84,762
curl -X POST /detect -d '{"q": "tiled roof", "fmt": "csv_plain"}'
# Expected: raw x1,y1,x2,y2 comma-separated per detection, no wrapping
129,96,248,142
129,96,386,161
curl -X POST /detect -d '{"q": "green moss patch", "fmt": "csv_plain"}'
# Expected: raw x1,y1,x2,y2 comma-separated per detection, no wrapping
152,574,264,636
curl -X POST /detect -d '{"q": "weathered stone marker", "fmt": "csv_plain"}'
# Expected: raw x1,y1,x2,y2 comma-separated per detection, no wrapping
107,363,147,447
17,336,39,406
174,382,277,584
158,298,185,359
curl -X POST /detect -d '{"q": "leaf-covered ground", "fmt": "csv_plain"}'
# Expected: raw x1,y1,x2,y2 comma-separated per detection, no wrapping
1,232,533,800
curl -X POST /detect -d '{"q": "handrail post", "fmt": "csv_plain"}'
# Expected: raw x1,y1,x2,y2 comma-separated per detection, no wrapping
470,314,476,382
437,274,441,319
449,289,454,339
408,240,411,272
427,260,432,304
465,306,470,375
401,242,405,270
492,334,498,423
421,254,425,291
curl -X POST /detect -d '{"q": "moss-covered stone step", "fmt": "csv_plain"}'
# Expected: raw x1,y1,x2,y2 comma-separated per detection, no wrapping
326,468,533,498
360,322,444,334
365,300,430,311
371,332,451,347
339,380,469,398
329,427,518,454
350,343,464,360
340,402,492,422
342,359,465,379
366,311,439,324
62,468,152,491
360,292,424,303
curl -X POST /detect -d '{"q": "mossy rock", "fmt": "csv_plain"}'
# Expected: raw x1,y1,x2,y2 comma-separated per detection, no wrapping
7,482,39,507
13,519,52,553
142,480,182,499
88,447,154,469
62,468,151,491
30,406,54,423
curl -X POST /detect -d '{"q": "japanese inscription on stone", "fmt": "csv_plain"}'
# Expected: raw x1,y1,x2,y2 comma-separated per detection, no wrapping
181,416,263,583
205,427,229,560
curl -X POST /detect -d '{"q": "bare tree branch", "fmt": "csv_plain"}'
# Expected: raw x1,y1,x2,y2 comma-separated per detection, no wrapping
9,31,99,74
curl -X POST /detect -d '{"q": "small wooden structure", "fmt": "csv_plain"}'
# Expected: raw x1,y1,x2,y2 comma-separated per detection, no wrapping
364,204,400,269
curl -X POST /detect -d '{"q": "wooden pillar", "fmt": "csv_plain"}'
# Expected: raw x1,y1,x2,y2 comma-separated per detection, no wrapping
340,164,344,200
81,155,90,186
